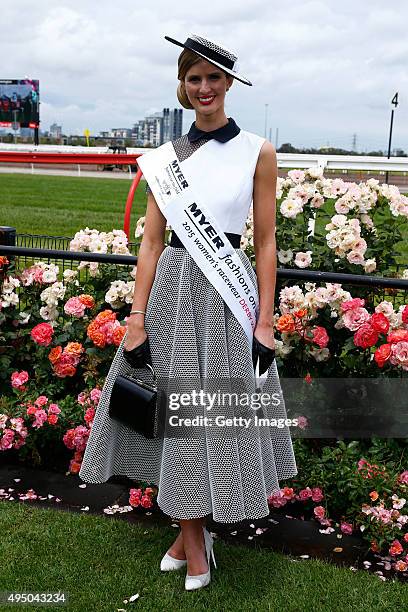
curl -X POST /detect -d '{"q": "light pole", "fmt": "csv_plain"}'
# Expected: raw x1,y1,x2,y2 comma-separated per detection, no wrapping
385,92,398,185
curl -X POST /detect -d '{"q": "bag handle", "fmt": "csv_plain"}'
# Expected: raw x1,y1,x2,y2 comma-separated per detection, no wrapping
130,361,157,384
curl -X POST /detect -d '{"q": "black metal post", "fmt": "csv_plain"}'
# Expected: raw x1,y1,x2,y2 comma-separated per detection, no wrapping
0,226,17,270
385,92,398,185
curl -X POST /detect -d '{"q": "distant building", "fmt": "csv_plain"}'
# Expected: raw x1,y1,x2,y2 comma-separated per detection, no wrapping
49,123,62,138
131,108,183,147
163,108,183,142
110,128,132,139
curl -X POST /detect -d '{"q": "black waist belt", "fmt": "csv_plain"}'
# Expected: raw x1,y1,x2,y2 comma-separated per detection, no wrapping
170,231,242,248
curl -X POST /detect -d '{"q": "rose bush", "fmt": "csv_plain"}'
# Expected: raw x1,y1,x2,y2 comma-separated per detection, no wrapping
1,172,407,559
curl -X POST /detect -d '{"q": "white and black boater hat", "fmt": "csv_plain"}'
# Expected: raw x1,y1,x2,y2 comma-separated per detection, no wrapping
164,33,253,86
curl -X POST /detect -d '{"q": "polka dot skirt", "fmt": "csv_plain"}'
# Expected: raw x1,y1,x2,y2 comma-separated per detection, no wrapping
79,246,298,523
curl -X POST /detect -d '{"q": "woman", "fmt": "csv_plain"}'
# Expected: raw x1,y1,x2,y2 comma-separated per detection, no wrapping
79,33,298,591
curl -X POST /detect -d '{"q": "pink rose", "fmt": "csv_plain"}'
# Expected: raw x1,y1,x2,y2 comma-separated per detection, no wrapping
313,505,325,520
64,297,86,318
298,487,312,500
398,471,408,485
347,251,365,265
312,326,329,348
129,487,143,507
34,395,48,407
343,307,371,331
340,521,353,535
0,428,15,450
267,490,287,508
30,322,54,346
48,403,61,415
341,298,365,312
77,391,88,406
140,495,153,508
311,487,324,502
389,341,408,368
90,388,102,404
11,370,29,390
296,416,308,429
32,409,48,429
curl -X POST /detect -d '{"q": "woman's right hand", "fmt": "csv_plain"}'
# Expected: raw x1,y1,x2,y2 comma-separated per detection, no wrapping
124,319,147,351
123,319,152,368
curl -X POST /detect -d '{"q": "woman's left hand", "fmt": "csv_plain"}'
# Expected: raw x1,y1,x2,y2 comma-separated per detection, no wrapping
254,323,275,350
252,323,276,375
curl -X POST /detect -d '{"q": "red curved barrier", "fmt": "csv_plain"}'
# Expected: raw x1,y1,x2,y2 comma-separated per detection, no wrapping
0,150,146,241
124,168,143,240
0,151,140,164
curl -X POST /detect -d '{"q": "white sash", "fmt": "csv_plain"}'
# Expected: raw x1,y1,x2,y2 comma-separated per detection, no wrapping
137,141,259,343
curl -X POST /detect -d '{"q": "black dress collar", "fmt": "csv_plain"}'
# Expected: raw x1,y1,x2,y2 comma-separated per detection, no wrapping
187,117,240,143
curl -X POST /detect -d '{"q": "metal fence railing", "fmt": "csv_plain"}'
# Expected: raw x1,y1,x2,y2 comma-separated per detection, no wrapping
1,228,408,320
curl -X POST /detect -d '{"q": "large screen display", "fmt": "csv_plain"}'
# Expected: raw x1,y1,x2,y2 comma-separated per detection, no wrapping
0,79,39,128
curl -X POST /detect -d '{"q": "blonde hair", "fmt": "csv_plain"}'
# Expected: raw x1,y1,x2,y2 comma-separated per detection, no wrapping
176,48,232,110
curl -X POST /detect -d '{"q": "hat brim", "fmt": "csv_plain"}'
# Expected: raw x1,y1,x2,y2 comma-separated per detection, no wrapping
164,35,253,86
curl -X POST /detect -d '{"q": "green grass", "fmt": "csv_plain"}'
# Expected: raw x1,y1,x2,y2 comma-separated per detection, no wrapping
0,501,406,612
0,173,148,238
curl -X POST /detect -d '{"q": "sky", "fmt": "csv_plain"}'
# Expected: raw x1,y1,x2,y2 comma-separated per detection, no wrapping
1,0,407,152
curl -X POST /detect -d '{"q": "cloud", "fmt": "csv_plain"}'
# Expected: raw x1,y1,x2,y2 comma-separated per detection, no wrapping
1,0,407,151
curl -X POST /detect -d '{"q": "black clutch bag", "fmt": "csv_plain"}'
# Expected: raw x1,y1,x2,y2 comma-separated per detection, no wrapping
109,363,167,439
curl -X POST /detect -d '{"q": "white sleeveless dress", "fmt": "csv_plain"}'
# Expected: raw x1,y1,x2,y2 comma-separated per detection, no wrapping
79,122,298,523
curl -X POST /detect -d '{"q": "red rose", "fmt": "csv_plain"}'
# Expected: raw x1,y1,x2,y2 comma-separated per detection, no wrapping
30,322,54,346
374,343,392,368
370,312,390,334
354,323,379,349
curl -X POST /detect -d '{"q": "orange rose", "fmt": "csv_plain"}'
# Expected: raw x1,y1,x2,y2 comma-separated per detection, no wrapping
65,342,84,357
369,491,379,501
276,314,295,333
95,309,117,324
370,540,380,553
86,320,99,335
112,326,126,346
88,330,106,348
79,294,95,308
294,309,308,319
48,346,63,364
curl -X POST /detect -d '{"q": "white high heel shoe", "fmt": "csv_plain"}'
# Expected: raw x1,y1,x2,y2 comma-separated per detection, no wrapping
160,551,187,572
185,527,217,591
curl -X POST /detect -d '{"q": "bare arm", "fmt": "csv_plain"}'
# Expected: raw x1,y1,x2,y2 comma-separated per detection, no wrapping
252,140,278,349
124,190,166,349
